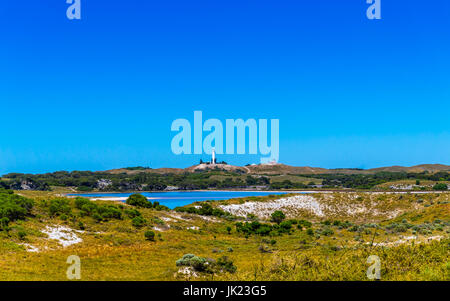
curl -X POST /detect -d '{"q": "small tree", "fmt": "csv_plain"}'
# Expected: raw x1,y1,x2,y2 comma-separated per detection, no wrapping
271,210,286,224
226,226,232,234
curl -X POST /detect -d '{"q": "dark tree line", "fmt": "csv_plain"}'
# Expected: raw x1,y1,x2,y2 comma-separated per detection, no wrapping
0,170,270,192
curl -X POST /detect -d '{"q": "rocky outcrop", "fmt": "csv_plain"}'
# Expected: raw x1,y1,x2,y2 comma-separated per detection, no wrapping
97,179,112,190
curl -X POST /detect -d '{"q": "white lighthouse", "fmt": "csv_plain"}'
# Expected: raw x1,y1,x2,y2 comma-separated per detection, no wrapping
211,148,216,165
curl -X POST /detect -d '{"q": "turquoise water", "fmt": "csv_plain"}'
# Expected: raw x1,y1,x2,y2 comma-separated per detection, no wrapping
68,191,288,209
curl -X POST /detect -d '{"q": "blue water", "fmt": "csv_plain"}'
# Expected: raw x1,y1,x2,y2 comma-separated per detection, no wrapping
67,191,288,209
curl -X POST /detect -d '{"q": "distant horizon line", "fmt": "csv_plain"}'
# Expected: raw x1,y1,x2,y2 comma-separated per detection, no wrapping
2,162,450,175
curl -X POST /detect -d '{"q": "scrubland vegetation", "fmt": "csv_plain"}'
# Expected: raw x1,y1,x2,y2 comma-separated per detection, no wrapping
2,169,450,192
0,188,448,281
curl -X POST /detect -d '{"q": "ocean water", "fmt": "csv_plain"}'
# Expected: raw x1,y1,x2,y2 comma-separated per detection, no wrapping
67,191,288,209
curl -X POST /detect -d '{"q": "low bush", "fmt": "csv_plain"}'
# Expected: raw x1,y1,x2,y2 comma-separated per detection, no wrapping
174,203,231,218
0,191,34,223
76,198,123,221
297,220,312,228
18,230,27,240
48,198,71,217
144,230,156,241
125,208,141,218
176,254,236,274
132,216,146,228
235,220,295,237
271,210,286,224
216,256,237,273
433,183,448,191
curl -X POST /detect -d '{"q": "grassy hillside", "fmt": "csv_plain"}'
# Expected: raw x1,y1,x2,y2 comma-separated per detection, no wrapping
0,189,448,281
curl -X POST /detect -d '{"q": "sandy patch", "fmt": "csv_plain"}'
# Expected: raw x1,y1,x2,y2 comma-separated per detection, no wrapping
219,195,324,219
219,193,411,220
20,243,40,253
198,216,220,223
42,225,84,247
370,235,444,247
167,213,193,221
175,267,199,278
153,225,170,232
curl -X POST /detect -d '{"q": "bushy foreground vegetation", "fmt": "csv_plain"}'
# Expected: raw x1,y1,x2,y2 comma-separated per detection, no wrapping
0,189,34,231
0,189,448,281
215,239,450,281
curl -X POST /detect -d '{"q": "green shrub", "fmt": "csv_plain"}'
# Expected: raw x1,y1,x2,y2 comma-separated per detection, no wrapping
76,198,123,221
48,198,71,217
235,221,277,237
279,220,293,232
349,225,359,232
433,183,448,191
80,203,97,215
271,210,286,224
144,230,156,241
332,220,342,226
74,197,91,209
154,204,170,211
125,208,141,218
321,227,334,236
176,254,210,272
78,221,85,230
216,256,237,273
0,192,34,222
97,205,123,220
92,213,103,222
175,254,236,274
126,194,151,208
298,219,312,228
18,230,27,240
174,203,230,218
132,216,146,228
0,217,10,231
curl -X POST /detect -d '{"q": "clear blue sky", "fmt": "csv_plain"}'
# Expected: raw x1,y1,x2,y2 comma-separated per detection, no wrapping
1,0,450,174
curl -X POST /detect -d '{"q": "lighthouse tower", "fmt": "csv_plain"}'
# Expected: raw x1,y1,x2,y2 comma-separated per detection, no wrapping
211,148,216,165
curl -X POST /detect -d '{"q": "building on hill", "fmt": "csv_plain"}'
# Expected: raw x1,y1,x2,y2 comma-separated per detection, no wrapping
211,148,216,165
